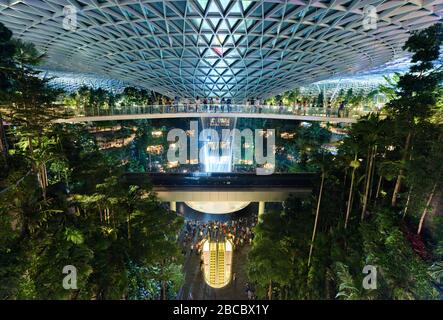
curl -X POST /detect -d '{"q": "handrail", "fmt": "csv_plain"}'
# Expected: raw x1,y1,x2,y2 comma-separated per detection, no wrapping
60,103,375,120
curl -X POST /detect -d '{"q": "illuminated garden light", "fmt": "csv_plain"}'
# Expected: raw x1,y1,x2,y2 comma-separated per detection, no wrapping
151,131,163,138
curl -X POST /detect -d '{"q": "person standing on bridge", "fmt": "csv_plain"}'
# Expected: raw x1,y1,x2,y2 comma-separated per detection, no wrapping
173,96,179,113
215,97,220,112
303,100,308,115
250,98,255,113
254,98,260,113
195,96,201,112
203,97,208,112
209,97,214,112
227,98,232,112
278,98,283,114
183,97,189,112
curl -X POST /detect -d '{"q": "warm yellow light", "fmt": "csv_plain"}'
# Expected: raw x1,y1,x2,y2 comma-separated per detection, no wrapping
168,161,179,168
151,130,163,138
202,239,233,289
263,163,275,169
238,159,253,165
258,130,274,138
146,145,163,154
280,132,295,139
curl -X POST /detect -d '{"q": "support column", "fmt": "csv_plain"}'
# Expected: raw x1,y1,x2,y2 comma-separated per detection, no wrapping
258,201,265,222
170,201,176,212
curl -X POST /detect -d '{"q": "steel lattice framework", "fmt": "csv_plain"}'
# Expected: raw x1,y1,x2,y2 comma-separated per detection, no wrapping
1,0,442,99
41,70,127,93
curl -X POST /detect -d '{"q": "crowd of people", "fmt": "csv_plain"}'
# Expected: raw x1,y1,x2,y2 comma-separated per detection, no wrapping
179,214,258,299
171,96,263,113
180,214,257,257
168,95,349,117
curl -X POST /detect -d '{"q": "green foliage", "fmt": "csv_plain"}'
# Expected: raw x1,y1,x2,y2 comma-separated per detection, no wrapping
64,227,85,244
334,262,362,300
316,91,324,107
359,209,438,299
248,197,332,299
0,122,184,300
428,262,443,288
2,40,64,137
0,31,184,299
0,22,16,98
386,24,442,122
248,25,443,301
1,18,442,302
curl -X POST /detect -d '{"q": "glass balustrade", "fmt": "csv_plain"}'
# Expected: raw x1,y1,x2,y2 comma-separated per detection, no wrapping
62,104,375,119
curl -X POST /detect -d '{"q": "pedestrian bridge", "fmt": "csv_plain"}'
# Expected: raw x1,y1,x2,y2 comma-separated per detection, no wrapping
123,172,314,202
55,104,373,124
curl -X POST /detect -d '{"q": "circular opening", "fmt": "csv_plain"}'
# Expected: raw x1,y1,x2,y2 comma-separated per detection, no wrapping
185,201,251,214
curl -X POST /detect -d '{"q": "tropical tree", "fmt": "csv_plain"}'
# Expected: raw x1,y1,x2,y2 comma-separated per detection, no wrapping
0,37,66,198
307,152,331,267
387,24,443,207
344,150,360,229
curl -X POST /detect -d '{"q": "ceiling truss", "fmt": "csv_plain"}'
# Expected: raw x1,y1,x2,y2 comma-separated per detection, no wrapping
0,0,442,99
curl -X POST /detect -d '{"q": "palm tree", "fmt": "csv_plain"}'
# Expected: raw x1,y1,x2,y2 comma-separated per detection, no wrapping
387,25,443,207
346,113,385,221
308,169,324,267
378,73,401,101
345,152,360,229
307,152,333,267
417,182,438,235
359,114,384,221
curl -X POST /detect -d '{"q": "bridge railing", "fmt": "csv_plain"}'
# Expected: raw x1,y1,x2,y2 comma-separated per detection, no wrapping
62,104,375,120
